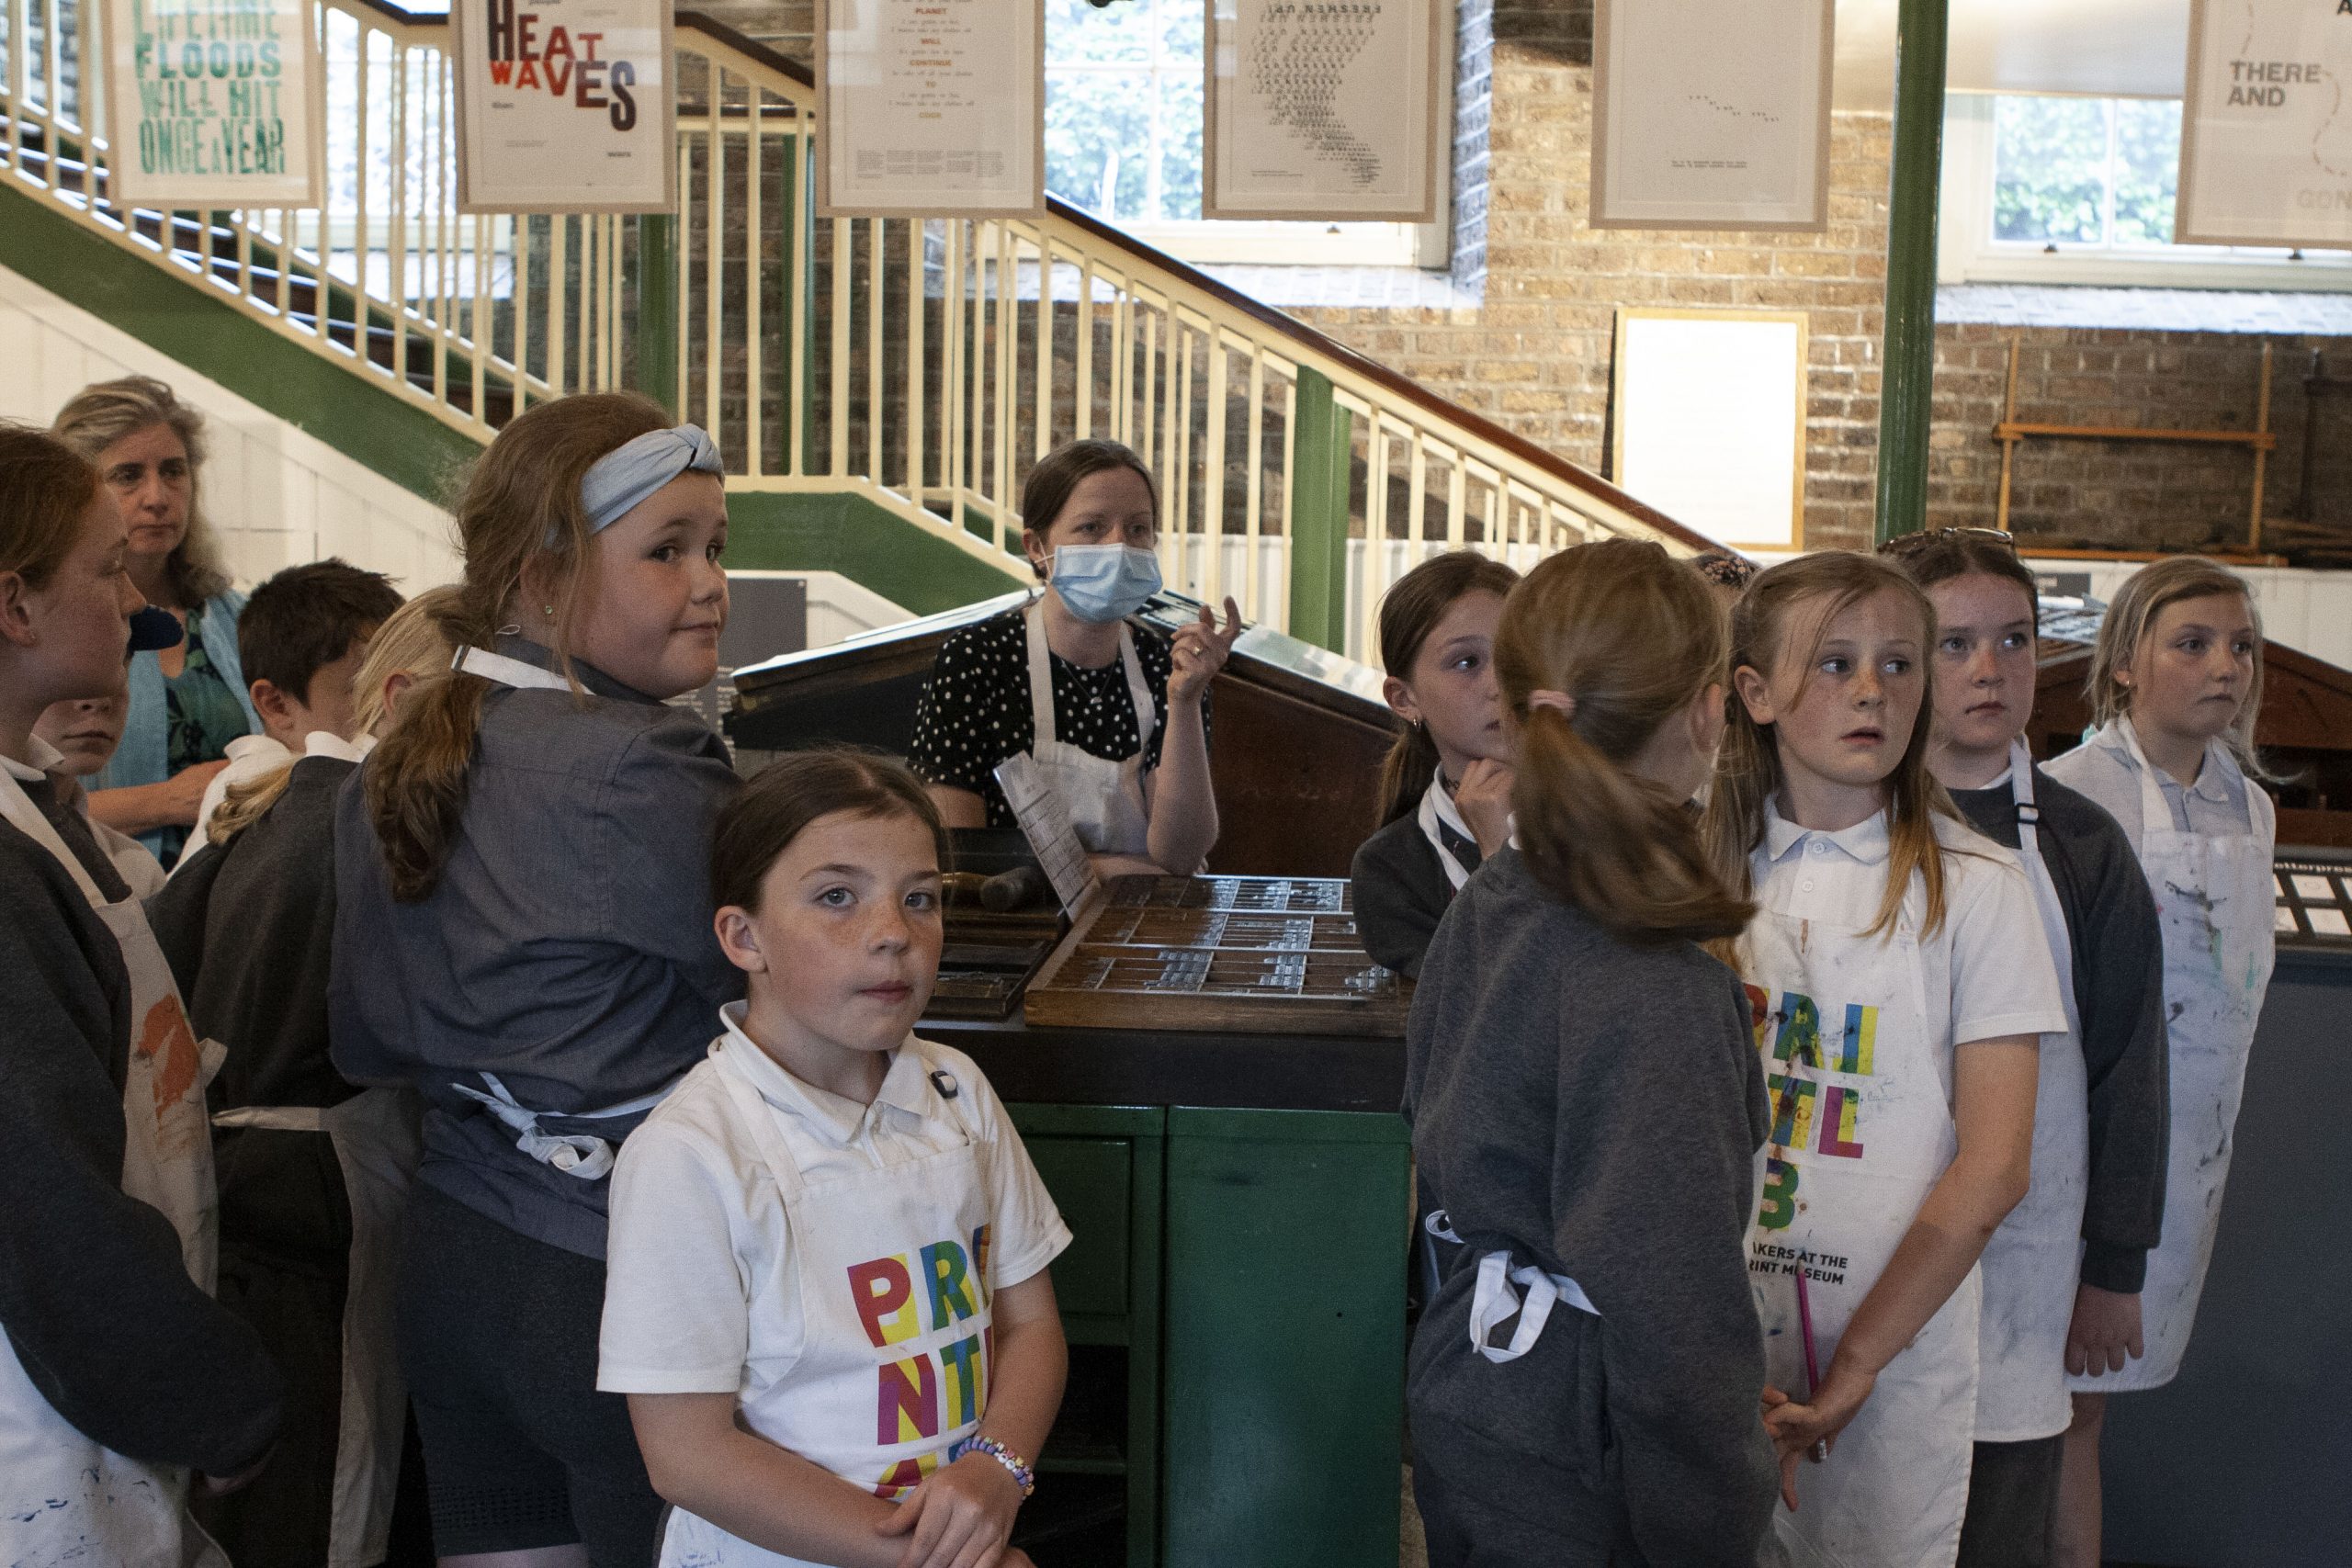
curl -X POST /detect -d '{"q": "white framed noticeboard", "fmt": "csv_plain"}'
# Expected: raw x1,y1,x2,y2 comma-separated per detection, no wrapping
817,0,1046,220
454,0,675,214
1590,0,1833,231
103,0,324,207
2177,0,2352,249
1611,309,1810,552
1204,0,1449,222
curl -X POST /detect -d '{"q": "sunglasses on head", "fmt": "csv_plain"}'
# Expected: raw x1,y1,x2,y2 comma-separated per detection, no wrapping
1879,526,2017,558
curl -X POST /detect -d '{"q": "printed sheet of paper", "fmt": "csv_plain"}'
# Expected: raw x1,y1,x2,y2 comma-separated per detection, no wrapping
817,0,1044,218
1205,0,1447,221
1591,0,1833,231
454,0,673,212
2177,0,2352,247
1611,310,1809,551
993,752,1101,914
105,0,322,206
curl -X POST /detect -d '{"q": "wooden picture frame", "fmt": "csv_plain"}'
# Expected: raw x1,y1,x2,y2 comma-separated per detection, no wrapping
1611,308,1810,551
103,0,325,209
453,0,676,215
1590,0,1833,232
2176,0,2352,250
816,0,1046,220
1203,0,1448,224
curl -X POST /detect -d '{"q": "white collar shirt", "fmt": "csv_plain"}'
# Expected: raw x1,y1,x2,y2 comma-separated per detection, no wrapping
2,737,66,782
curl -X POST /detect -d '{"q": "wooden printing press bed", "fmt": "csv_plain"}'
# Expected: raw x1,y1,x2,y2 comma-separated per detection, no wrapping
728,592,1413,1568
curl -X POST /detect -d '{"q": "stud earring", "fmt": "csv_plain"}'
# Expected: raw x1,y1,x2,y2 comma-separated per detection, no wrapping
543,604,556,618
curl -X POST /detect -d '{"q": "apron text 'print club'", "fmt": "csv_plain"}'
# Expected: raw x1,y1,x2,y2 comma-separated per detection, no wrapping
854,1226,997,1496
1748,985,1881,1238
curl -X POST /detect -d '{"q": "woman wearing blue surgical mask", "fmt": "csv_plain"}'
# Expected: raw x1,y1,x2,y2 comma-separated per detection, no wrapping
909,439,1241,876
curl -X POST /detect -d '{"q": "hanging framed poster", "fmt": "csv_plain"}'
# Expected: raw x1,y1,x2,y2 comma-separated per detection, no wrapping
1591,0,1834,231
816,0,1045,219
1204,0,1449,222
103,0,323,207
1611,309,1809,551
454,0,675,213
2177,0,2352,248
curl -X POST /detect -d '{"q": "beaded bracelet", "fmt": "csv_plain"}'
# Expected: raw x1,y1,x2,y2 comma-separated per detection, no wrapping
958,1435,1036,1498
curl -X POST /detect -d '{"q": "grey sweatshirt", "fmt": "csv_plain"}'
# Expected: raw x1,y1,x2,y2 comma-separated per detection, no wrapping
1404,848,1777,1567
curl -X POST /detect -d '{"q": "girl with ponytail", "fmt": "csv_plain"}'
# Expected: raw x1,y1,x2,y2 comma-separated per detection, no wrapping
1402,539,1777,1567
1702,549,2064,1568
1350,549,1518,977
330,392,741,1564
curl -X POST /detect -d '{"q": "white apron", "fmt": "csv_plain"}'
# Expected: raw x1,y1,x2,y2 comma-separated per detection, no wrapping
211,1089,421,1568
1745,853,1980,1568
0,766,230,1568
657,1038,999,1566
1415,776,1476,892
1973,743,2091,1441
1023,602,1156,858
2065,722,2275,1392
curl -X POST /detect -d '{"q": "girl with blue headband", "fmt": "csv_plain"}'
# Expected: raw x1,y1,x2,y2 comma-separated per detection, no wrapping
330,391,741,1563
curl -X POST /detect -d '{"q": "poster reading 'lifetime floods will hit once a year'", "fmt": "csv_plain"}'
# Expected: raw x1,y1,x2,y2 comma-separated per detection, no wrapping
454,0,673,212
105,0,322,206
2177,0,2352,247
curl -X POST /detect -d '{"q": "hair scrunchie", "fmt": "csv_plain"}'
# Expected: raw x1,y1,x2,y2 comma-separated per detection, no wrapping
562,423,726,545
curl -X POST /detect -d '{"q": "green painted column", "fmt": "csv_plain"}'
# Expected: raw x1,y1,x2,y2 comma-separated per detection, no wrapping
1872,0,1951,546
1287,367,1353,653
635,214,679,416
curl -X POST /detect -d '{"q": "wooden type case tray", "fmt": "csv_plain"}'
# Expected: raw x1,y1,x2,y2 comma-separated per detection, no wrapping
1020,874,1409,1034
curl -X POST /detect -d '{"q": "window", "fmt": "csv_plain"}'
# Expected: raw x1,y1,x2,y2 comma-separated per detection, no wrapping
1939,93,2352,290
1043,0,1441,267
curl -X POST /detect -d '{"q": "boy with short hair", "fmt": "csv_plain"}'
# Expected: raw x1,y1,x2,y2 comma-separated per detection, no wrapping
181,559,402,866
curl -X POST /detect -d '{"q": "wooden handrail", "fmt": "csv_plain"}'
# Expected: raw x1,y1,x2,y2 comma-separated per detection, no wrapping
310,0,1713,554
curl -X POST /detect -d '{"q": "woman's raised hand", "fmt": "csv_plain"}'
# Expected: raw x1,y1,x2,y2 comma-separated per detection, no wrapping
1168,598,1242,705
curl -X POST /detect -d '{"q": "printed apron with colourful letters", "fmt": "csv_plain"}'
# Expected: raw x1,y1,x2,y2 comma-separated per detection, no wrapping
2062,722,2274,1393
656,1036,1001,1567
1743,863,1980,1568
0,767,229,1568
1973,744,2090,1442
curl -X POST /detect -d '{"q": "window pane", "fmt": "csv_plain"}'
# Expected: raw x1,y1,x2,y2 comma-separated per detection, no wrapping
1047,0,1150,66
1993,96,2110,245
1159,0,1204,62
2112,98,2180,247
1047,69,1152,220
1157,69,1204,220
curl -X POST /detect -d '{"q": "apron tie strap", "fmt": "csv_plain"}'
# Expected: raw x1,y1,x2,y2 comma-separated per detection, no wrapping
448,1071,679,1181
1466,1248,1599,1364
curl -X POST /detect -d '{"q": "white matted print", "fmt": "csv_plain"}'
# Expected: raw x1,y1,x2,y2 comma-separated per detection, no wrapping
1591,0,1833,231
2177,0,2352,248
104,0,322,207
1204,0,1448,222
818,0,1045,219
1611,309,1809,552
454,0,674,213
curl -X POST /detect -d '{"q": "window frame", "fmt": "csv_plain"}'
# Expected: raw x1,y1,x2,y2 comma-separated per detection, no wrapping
1938,91,2352,293
1044,0,1449,271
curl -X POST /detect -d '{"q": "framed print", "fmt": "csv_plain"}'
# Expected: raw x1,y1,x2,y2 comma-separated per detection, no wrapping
817,0,1046,219
454,0,675,214
1611,309,1810,552
1591,0,1834,231
2177,0,2352,248
104,0,323,207
1204,0,1448,222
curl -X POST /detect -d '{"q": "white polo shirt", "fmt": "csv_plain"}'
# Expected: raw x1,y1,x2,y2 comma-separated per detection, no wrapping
598,1008,1071,1401
1752,802,2067,1058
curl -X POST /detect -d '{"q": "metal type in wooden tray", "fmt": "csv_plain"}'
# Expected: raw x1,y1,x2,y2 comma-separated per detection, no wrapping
1021,874,1410,1034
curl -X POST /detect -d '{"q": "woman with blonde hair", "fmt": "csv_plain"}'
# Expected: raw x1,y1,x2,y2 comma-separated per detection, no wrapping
51,375,255,865
2042,556,2277,1568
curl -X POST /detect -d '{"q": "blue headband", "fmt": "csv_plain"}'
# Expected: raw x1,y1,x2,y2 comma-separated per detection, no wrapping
567,423,725,544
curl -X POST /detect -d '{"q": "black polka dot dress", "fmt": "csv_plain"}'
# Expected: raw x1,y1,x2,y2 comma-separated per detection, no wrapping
907,606,1212,829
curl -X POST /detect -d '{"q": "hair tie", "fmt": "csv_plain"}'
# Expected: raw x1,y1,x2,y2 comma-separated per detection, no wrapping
1526,689,1577,721
561,424,726,546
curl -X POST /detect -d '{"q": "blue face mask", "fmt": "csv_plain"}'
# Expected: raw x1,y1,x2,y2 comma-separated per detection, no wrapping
1049,543,1162,625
